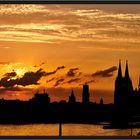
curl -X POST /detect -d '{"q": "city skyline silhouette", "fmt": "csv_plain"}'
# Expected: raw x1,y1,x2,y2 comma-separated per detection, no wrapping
0,60,139,128
0,4,140,105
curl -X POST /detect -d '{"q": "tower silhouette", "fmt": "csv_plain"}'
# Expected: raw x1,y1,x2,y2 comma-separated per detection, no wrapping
68,89,76,103
124,60,133,94
82,83,90,103
100,97,104,105
114,60,133,108
118,59,123,79
114,60,123,107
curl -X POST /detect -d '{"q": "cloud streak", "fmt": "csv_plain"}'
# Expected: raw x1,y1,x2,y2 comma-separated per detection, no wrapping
0,5,139,46
66,68,79,77
54,78,65,87
92,66,117,77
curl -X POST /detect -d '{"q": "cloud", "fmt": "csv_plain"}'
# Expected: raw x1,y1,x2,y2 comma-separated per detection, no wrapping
53,78,65,87
0,65,65,88
40,62,45,66
16,66,65,86
17,68,45,86
45,66,65,76
4,71,17,78
67,78,80,84
46,77,56,83
86,79,95,84
0,77,17,88
92,66,117,77
66,68,79,77
56,66,65,70
34,62,46,68
0,5,139,45
50,67,81,86
0,68,45,88
0,62,10,65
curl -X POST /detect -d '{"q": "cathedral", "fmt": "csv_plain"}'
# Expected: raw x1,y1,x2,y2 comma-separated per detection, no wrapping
114,60,140,108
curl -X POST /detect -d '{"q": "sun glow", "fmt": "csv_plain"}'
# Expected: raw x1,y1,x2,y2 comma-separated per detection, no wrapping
14,67,26,77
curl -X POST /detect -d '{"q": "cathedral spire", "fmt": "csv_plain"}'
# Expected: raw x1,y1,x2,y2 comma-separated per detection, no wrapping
71,89,74,96
117,59,122,78
125,60,130,79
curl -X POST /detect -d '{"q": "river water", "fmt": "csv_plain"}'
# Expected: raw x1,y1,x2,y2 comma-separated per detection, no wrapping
0,124,139,136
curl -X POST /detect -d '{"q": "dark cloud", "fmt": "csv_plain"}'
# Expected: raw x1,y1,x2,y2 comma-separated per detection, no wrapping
46,77,56,83
0,68,45,88
56,66,65,71
40,62,45,66
33,62,45,68
4,71,17,78
0,65,65,88
54,78,65,87
67,78,80,84
45,66,65,76
66,68,79,77
92,66,117,77
17,68,45,86
0,77,17,88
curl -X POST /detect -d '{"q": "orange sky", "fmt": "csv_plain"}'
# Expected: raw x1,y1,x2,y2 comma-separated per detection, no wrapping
0,4,140,103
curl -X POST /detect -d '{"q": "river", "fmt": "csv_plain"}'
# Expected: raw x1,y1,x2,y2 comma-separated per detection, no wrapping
0,124,139,136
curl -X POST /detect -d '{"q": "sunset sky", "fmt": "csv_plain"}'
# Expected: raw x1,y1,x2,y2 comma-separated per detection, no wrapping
0,4,140,103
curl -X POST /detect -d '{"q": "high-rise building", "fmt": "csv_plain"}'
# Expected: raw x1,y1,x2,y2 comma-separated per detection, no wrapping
82,84,90,103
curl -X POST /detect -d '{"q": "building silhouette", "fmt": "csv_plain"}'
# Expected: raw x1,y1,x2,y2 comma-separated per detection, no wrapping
82,83,90,103
68,89,76,103
30,90,51,105
114,60,140,108
100,97,104,105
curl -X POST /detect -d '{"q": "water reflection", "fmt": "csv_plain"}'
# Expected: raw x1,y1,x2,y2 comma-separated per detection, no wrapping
0,124,139,136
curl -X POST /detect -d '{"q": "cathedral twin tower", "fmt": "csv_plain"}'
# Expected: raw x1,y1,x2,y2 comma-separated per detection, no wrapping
114,60,140,108
70,60,140,107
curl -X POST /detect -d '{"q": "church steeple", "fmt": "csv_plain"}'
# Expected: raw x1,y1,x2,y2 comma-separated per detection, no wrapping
68,89,76,103
125,60,130,79
71,89,74,96
117,60,122,79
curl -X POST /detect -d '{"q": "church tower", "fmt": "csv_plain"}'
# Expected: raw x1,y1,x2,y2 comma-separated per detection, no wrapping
124,60,133,95
114,60,133,107
82,83,90,104
68,89,76,103
118,60,123,79
114,60,123,106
